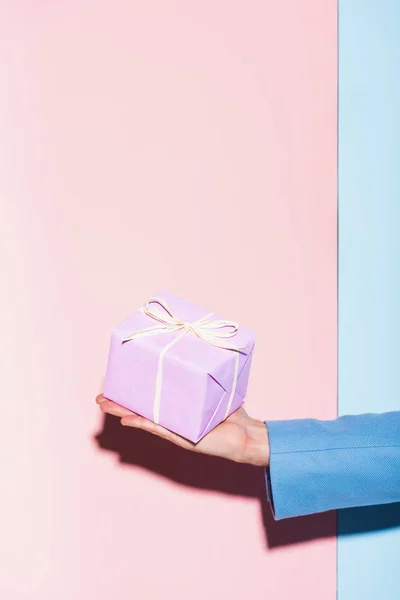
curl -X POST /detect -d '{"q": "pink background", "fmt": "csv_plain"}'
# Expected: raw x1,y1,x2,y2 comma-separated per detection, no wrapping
0,2,337,599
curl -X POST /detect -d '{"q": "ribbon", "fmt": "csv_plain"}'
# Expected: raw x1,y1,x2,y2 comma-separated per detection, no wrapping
123,298,246,426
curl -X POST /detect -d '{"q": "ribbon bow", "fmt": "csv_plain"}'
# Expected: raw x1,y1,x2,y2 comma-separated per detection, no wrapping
123,298,247,352
122,297,246,426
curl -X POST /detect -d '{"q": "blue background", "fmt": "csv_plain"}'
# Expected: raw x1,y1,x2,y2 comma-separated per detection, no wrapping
339,1,400,598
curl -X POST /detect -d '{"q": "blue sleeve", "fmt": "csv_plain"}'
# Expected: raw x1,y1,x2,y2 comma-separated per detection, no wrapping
265,412,400,520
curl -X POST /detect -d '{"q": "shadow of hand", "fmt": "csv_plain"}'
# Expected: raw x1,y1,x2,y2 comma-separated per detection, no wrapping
95,412,338,548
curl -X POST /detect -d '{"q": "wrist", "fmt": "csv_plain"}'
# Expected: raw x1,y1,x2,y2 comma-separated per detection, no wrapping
245,419,270,467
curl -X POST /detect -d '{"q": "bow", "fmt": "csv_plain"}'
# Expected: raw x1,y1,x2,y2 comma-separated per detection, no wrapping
123,298,247,351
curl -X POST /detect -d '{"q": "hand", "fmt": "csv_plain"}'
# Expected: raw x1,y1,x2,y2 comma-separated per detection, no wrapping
96,395,270,467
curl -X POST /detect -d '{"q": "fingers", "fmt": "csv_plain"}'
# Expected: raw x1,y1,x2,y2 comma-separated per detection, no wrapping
96,394,194,450
96,395,135,418
121,414,158,432
100,400,133,418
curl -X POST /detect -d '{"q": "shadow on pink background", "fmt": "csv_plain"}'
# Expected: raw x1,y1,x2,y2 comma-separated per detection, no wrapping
0,2,337,599
96,412,336,549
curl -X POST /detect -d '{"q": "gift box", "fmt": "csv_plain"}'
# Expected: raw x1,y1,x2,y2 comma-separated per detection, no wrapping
103,291,256,442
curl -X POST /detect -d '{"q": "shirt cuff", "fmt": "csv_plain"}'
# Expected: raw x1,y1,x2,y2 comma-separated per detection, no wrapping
265,418,336,520
265,417,339,520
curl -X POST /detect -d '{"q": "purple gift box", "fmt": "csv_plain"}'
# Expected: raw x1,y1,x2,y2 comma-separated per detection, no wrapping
103,291,256,442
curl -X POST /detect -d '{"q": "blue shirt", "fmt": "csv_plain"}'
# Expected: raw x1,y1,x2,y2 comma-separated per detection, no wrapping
265,411,400,520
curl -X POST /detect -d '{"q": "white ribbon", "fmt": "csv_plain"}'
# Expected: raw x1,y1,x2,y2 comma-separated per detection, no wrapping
123,298,246,427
